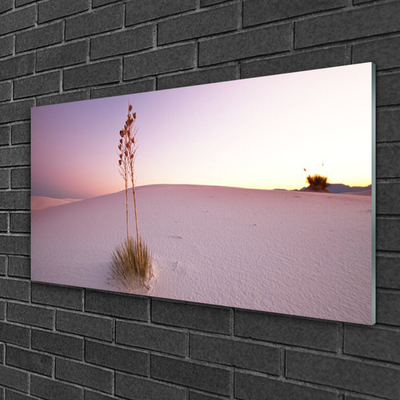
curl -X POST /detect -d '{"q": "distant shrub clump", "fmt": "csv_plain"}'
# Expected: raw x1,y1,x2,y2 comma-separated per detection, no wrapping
306,174,329,192
110,237,152,292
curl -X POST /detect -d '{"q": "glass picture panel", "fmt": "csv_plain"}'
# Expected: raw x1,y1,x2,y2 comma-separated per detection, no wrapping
31,63,376,324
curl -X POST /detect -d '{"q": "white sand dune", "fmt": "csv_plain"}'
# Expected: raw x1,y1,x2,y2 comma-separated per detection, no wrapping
31,196,82,211
31,184,373,324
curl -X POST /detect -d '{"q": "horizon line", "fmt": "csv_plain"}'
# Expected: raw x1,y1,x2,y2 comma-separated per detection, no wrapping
32,181,373,201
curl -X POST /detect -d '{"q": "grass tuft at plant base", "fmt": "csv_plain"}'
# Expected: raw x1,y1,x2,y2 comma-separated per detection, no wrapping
109,236,152,292
306,174,329,192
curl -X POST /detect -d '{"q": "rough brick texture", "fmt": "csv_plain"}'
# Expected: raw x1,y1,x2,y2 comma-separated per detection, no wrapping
56,310,113,341
116,320,187,356
85,339,149,375
5,346,53,376
1,1,400,398
16,22,63,53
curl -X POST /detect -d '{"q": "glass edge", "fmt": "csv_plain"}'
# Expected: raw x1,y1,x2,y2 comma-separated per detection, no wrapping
371,62,376,325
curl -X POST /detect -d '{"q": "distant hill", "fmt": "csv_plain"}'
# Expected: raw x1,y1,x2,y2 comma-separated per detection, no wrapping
299,184,372,194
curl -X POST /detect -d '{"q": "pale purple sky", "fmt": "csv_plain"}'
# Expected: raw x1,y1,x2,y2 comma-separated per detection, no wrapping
31,63,374,199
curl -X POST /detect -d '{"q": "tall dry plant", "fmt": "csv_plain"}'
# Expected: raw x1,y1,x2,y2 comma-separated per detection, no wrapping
118,115,131,240
111,103,152,292
124,104,140,256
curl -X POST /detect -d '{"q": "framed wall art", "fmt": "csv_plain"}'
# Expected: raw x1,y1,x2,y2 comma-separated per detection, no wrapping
31,62,376,324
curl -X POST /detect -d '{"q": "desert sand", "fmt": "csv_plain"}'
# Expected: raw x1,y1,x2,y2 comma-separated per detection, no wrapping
31,184,373,324
31,196,82,211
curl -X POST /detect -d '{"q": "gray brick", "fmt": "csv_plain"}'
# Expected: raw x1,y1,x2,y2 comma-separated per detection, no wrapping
0,235,30,255
377,255,400,290
91,79,154,99
0,322,30,347
189,392,222,400
344,325,400,363
64,59,121,90
377,218,400,252
93,0,119,7
14,71,60,99
0,6,35,36
152,299,231,334
91,25,153,60
124,43,196,80
377,72,400,107
0,256,6,275
0,82,11,102
151,355,231,396
0,365,28,392
8,302,54,329
116,373,186,400
344,395,372,400
56,310,113,341
0,146,30,167
378,145,400,178
37,89,89,107
0,0,12,13
85,339,148,375
235,371,337,400
16,0,36,5
244,0,346,26
0,100,34,123
85,289,148,320
354,36,400,71
56,358,113,393
0,126,10,146
38,0,89,23
16,22,63,53
0,278,29,300
0,54,34,81
8,256,30,278
0,213,7,232
11,123,30,145
159,5,237,45
6,346,52,376
295,2,400,48
3,390,31,400
199,24,291,66
84,391,114,400
377,183,400,215
158,65,237,90
0,300,4,319
31,375,84,400
37,41,88,72
191,334,280,374
235,310,338,351
0,191,30,210
66,5,123,40
126,0,197,26
32,282,83,310
32,329,84,360
116,320,186,356
0,36,13,58
201,0,227,5
241,46,346,79
10,212,29,233
377,109,400,143
376,290,400,326
286,350,400,400
11,168,30,188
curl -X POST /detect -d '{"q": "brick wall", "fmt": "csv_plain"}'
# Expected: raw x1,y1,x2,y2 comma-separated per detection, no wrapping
1,0,400,399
